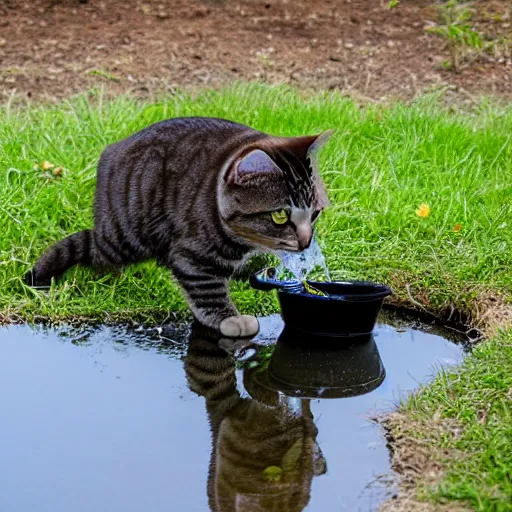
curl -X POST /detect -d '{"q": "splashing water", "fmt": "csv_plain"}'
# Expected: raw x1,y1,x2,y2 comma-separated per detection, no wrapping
276,237,331,282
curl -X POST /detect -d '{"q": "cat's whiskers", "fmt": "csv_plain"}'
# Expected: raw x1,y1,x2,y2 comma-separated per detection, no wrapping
237,230,299,252
230,225,288,251
277,240,300,251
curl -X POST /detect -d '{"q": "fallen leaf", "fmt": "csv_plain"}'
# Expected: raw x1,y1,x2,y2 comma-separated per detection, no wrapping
453,224,462,232
415,203,430,218
262,465,282,482
41,161,55,170
52,167,63,177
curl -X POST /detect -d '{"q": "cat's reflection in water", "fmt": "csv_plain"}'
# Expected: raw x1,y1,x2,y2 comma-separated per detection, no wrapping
184,325,326,512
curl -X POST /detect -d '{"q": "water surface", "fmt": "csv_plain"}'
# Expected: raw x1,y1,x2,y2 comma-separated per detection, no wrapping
0,316,464,512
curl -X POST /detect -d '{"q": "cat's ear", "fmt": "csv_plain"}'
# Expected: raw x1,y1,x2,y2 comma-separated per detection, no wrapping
276,131,333,208
279,130,334,160
306,131,333,210
306,129,334,161
227,149,280,185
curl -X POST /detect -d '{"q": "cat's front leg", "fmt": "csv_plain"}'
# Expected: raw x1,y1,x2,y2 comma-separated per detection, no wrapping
171,261,259,337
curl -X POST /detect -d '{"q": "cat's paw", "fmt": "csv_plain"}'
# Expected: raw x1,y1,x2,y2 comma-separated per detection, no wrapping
219,315,259,338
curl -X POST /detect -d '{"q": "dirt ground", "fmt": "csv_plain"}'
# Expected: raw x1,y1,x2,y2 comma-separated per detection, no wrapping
0,0,511,103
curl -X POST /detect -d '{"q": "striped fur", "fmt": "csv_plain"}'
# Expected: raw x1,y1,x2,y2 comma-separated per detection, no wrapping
25,118,330,333
185,326,326,511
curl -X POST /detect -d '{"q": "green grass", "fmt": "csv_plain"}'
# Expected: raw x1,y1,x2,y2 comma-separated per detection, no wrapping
1,83,511,324
394,329,512,511
1,82,512,509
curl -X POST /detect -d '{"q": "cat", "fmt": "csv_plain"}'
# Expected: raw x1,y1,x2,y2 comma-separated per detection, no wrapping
25,117,331,337
185,324,326,511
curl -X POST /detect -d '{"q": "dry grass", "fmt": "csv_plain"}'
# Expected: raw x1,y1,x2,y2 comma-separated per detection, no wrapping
471,292,512,337
380,411,471,512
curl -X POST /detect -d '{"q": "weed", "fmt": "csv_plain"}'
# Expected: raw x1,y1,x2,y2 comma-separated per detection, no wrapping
427,0,512,71
426,1,483,71
87,69,121,82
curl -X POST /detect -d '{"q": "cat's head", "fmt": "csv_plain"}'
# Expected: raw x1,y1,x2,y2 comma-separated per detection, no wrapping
219,131,332,252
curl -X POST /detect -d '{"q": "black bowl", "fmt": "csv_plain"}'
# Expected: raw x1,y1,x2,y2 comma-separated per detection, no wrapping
243,328,386,399
249,269,392,337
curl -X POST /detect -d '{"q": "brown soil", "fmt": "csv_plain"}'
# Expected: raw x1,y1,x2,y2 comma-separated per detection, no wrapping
379,412,473,512
1,0,511,103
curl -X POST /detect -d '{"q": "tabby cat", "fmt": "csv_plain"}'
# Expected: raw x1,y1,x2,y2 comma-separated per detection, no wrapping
25,118,331,337
185,325,326,511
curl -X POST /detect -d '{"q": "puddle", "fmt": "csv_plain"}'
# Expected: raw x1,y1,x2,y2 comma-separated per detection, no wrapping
0,315,465,512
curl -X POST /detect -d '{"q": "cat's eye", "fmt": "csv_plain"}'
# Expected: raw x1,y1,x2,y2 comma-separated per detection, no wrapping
271,209,290,225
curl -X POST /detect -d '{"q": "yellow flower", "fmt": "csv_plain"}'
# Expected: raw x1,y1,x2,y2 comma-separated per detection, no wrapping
41,161,55,170
415,203,430,218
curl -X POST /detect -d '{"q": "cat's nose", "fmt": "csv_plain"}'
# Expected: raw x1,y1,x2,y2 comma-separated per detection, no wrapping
297,224,313,251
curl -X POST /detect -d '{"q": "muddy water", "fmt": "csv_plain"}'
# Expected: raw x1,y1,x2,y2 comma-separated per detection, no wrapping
0,316,465,512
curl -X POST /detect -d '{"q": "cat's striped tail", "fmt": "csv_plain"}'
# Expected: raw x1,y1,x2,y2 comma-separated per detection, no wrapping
24,229,93,288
